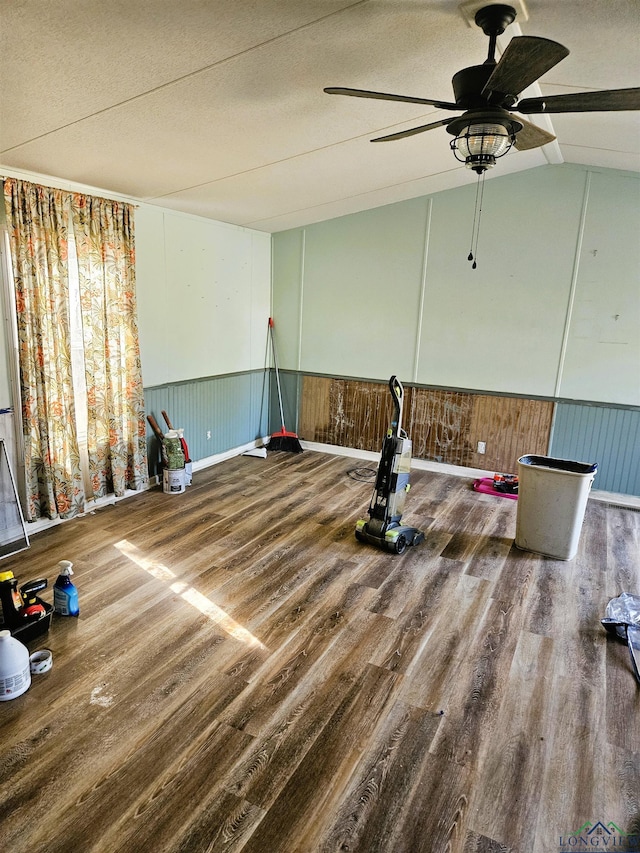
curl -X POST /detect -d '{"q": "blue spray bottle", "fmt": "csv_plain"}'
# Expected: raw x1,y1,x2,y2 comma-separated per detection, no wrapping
53,561,79,617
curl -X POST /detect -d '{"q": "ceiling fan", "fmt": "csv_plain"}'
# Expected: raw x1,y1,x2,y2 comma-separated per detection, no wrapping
324,3,640,174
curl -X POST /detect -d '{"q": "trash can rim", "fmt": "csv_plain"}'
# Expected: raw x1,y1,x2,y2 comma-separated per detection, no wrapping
517,454,597,475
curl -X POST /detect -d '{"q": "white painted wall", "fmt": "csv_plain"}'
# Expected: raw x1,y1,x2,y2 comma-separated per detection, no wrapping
135,205,271,388
272,163,640,406
558,170,640,403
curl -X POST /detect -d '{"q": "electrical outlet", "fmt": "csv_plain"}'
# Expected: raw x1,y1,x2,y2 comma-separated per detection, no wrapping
206,430,211,440
477,441,486,455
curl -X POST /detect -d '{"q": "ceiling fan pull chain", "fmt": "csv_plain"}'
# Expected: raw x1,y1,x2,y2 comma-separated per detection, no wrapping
468,171,486,269
468,173,481,264
473,171,486,269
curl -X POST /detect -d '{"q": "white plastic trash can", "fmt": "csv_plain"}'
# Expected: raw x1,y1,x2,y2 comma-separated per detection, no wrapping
515,455,598,561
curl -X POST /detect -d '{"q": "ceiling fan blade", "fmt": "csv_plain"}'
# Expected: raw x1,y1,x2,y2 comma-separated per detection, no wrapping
324,87,458,110
518,87,640,113
513,119,556,151
482,36,570,101
371,118,451,143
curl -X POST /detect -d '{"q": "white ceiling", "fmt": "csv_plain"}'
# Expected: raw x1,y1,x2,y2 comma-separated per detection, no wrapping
1,0,638,233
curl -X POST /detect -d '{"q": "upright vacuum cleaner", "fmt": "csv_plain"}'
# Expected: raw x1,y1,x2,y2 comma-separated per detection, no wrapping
355,376,425,554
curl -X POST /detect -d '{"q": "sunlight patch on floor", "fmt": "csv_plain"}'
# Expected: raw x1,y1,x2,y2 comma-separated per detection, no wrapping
114,539,265,649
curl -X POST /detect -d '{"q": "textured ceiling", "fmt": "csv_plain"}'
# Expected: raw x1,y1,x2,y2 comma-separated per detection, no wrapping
1,0,638,232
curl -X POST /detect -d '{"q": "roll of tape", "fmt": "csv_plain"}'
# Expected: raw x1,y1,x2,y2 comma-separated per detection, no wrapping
30,649,53,674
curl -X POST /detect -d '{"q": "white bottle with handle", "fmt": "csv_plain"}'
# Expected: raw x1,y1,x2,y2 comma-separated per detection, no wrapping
0,629,31,700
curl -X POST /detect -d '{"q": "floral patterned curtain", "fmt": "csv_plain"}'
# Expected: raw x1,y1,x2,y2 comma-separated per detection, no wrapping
3,178,84,520
70,194,148,497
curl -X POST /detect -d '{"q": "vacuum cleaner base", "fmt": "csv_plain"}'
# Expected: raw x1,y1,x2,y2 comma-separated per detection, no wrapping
354,376,426,555
355,519,425,555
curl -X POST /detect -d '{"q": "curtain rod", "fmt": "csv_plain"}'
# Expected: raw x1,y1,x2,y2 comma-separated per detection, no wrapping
0,171,140,207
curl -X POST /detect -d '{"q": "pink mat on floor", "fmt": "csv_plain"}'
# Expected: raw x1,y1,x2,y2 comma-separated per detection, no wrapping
473,477,518,500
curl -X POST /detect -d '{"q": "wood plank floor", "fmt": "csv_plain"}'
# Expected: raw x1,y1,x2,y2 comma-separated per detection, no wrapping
1,450,639,853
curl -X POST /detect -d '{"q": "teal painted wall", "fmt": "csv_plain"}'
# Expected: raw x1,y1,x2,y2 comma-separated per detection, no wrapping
272,164,640,495
550,403,640,496
144,370,270,476
144,367,302,477
421,167,585,397
558,171,640,404
297,198,430,381
272,164,640,406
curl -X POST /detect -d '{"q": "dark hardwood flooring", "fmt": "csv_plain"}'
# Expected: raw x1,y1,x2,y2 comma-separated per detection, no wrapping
1,450,639,853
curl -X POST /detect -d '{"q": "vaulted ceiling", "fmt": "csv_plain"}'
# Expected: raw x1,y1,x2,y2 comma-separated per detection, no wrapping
1,0,638,232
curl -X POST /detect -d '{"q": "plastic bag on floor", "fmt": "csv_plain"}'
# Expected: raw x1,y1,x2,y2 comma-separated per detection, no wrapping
602,592,640,685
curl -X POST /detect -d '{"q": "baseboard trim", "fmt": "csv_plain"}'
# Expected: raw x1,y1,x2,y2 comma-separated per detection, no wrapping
299,440,640,509
191,438,269,473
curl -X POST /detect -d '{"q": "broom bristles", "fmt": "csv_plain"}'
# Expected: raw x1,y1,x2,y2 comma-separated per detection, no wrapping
269,426,303,453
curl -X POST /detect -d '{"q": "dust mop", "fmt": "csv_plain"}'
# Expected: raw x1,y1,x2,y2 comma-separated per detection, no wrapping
267,317,303,453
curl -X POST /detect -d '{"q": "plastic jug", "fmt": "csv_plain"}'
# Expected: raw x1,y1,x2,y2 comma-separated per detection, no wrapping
0,629,31,700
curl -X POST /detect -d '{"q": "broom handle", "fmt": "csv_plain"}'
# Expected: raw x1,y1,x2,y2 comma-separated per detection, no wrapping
269,318,286,429
147,414,164,441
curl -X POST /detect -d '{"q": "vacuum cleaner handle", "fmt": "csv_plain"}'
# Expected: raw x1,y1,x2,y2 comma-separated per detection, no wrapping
389,375,404,437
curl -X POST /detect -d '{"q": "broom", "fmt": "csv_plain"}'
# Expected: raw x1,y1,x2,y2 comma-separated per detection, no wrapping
268,317,303,453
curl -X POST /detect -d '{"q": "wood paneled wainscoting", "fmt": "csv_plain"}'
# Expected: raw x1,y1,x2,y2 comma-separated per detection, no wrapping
299,375,554,474
0,451,638,852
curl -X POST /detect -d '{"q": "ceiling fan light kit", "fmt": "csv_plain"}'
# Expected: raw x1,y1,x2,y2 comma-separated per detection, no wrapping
450,123,513,172
447,108,523,173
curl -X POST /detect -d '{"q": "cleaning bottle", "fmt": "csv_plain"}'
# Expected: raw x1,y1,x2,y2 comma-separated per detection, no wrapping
0,570,25,628
53,561,79,617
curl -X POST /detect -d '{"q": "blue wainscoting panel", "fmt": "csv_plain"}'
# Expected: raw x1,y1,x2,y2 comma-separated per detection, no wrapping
144,370,270,475
550,403,640,496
